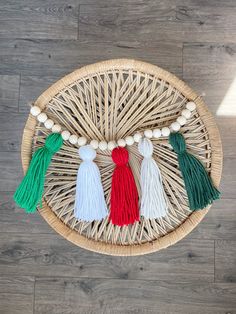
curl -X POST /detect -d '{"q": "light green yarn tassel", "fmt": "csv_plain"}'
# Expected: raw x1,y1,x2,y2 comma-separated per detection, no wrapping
169,132,220,210
14,133,63,213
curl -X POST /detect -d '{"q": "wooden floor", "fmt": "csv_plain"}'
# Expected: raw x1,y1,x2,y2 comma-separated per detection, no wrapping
0,1,236,313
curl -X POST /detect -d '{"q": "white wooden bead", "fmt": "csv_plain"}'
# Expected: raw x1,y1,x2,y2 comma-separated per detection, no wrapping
181,109,191,119
61,130,70,141
117,139,126,147
30,106,41,116
171,121,181,132
51,124,61,133
78,137,87,146
144,129,153,138
161,127,170,137
99,141,108,151
153,128,161,138
69,134,78,145
186,101,196,111
44,119,54,129
108,141,116,150
177,116,187,126
125,136,134,146
37,113,47,123
133,133,142,143
90,140,99,149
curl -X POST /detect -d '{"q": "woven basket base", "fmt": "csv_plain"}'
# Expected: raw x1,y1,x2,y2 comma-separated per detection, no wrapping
21,59,222,256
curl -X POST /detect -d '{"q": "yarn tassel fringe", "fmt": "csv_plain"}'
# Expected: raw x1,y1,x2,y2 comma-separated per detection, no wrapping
110,147,139,226
14,133,63,213
74,145,108,222
169,132,220,210
138,138,168,219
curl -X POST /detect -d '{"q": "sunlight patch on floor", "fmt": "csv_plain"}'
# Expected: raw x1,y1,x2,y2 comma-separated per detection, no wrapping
217,77,236,116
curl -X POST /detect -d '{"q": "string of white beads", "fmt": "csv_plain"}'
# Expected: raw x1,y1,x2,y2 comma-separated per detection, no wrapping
30,106,41,116
153,129,161,138
30,100,196,149
44,119,54,129
99,141,108,151
125,136,135,146
78,137,87,146
52,124,62,133
108,141,116,150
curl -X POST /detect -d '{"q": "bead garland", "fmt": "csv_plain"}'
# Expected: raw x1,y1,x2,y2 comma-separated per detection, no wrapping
30,101,197,150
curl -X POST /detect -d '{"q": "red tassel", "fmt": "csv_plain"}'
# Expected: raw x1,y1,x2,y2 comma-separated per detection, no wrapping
110,147,139,226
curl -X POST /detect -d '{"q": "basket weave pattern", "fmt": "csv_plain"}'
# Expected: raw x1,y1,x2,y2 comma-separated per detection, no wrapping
21,59,222,255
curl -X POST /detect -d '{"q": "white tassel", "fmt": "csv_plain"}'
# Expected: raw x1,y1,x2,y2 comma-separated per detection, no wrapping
138,138,168,219
74,145,108,222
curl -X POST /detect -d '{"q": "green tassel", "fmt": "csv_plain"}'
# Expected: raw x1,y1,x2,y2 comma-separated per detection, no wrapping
14,133,63,213
169,132,220,210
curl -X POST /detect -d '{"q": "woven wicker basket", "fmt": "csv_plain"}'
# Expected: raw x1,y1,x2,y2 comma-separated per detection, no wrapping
21,59,222,256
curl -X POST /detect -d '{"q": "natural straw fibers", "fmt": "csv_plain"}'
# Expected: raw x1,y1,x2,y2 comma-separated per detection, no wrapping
21,59,222,256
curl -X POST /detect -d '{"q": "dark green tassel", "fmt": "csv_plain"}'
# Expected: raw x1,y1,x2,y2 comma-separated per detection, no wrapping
169,132,220,210
14,133,63,213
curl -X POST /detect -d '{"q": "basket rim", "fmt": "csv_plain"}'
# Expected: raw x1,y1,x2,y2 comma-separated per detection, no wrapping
21,58,223,256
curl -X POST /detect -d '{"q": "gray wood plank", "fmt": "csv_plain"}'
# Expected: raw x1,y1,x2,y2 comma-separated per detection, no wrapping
216,118,236,159
215,240,236,283
220,158,236,199
0,1,78,40
0,276,34,314
0,75,20,112
177,90,235,158
183,43,236,81
79,2,236,44
188,199,236,240
0,113,27,151
79,0,236,8
0,152,22,191
0,234,214,282
34,277,236,314
0,192,54,234
19,76,60,112
0,39,183,77
185,78,236,115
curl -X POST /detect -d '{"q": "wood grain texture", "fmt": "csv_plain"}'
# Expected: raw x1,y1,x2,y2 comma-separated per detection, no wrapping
0,152,22,191
0,192,53,234
183,43,236,81
0,39,183,77
220,158,236,199
0,1,78,40
79,2,236,43
189,199,236,240
215,240,236,283
185,79,235,114
34,277,236,314
0,75,20,112
19,76,60,112
0,0,236,311
0,233,214,282
0,113,27,151
0,276,34,314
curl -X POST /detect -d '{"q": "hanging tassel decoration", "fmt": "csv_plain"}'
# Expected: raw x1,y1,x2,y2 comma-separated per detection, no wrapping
169,132,220,210
74,145,108,222
110,147,139,226
138,138,168,219
14,133,63,213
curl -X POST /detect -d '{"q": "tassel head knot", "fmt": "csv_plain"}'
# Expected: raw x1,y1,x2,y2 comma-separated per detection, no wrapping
138,138,153,158
112,147,129,166
169,132,186,154
79,145,96,161
45,133,63,154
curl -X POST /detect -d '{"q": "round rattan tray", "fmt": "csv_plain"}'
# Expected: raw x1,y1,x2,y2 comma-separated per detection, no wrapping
21,59,222,256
